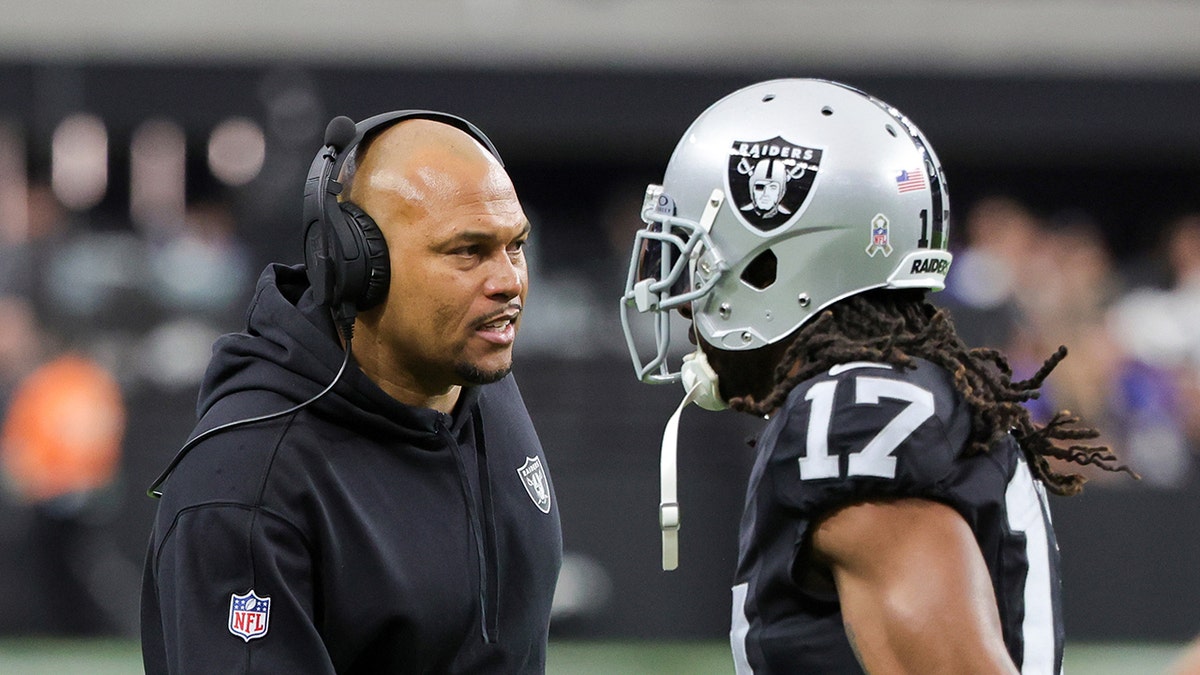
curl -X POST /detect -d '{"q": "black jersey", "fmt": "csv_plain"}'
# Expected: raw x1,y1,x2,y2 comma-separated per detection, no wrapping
731,359,1062,674
141,264,562,674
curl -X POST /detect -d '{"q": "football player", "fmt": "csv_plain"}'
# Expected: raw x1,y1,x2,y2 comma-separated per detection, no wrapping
620,78,1134,674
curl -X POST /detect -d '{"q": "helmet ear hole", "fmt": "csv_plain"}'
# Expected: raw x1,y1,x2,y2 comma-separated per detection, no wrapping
740,249,778,290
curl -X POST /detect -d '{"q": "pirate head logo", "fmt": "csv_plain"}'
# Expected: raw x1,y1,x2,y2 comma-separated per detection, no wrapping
727,137,822,231
517,456,552,514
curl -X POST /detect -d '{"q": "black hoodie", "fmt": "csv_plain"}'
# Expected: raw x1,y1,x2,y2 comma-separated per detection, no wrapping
141,264,562,674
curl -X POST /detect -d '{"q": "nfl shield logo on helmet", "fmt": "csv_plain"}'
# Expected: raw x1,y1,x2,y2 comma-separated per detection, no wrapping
517,456,552,514
228,590,271,641
727,137,822,231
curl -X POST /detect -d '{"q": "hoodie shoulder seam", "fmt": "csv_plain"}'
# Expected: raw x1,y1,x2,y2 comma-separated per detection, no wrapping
153,499,315,573
254,410,301,507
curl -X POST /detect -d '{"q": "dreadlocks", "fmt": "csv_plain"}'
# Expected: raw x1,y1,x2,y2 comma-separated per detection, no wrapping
724,289,1135,496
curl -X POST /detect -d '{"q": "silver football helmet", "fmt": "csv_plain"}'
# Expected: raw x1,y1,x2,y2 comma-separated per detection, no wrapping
621,78,953,385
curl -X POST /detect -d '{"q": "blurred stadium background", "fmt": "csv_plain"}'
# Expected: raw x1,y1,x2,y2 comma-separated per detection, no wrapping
1,1,1199,672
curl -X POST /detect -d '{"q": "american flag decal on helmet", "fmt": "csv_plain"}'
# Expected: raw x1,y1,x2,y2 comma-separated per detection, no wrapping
895,167,926,193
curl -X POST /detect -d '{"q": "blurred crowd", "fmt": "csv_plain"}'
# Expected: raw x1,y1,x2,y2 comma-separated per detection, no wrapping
0,174,1197,638
935,196,1200,489
0,179,253,636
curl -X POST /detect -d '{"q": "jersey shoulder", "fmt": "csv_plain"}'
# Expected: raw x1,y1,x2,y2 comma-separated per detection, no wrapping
764,359,972,509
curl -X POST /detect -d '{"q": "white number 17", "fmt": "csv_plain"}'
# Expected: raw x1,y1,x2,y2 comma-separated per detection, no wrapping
799,376,935,481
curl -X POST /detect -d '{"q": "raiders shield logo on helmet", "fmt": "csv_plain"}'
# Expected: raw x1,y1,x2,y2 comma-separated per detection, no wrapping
727,137,822,231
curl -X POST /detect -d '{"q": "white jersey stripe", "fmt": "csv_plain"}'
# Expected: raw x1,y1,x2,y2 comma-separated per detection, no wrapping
731,582,753,674
1005,457,1056,675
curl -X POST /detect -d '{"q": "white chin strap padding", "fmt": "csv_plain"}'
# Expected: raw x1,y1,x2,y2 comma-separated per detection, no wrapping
659,349,725,571
681,349,727,412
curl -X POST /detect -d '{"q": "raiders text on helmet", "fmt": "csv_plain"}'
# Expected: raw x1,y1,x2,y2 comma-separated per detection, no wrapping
621,78,953,384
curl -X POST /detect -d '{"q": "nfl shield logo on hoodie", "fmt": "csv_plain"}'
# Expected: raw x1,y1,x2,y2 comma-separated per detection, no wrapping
517,456,552,514
228,590,271,641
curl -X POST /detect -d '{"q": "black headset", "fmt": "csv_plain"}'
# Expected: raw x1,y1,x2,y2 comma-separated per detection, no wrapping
301,110,504,332
148,110,503,498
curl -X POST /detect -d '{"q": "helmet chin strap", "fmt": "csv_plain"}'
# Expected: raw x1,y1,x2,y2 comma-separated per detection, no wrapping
659,348,727,571
682,348,728,412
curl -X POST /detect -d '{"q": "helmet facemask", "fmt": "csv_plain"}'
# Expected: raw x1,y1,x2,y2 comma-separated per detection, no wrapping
620,185,727,384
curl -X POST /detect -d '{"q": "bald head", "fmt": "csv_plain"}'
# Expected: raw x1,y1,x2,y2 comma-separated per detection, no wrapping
342,119,500,210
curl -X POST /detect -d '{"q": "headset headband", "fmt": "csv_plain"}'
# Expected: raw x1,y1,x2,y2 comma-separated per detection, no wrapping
333,110,503,178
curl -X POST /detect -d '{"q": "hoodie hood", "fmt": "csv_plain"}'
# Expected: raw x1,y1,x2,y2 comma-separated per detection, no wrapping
196,264,459,444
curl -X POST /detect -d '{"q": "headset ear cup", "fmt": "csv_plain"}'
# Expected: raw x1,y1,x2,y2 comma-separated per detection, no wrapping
303,217,334,306
339,202,391,311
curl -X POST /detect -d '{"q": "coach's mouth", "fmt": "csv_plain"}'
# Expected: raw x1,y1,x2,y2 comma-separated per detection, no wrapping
475,306,521,346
